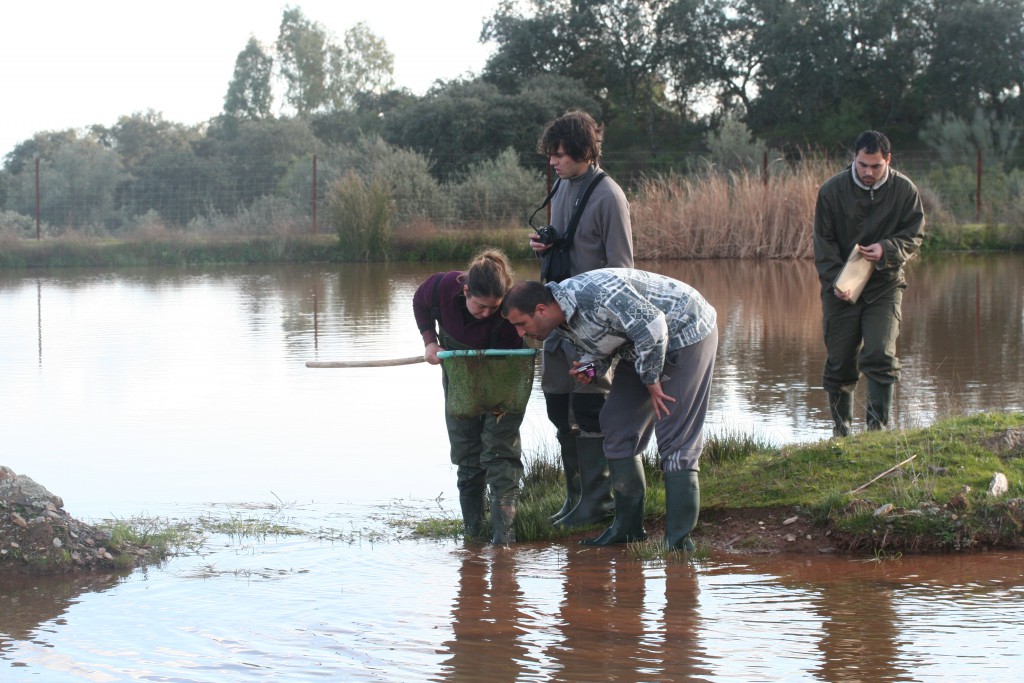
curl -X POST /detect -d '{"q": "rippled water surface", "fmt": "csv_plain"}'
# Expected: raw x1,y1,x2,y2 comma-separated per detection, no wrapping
2,525,1022,682
1,255,1022,681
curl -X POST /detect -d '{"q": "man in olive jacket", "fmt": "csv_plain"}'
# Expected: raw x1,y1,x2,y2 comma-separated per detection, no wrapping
813,130,925,436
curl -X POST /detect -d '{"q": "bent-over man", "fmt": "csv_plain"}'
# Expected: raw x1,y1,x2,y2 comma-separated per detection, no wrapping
503,269,717,549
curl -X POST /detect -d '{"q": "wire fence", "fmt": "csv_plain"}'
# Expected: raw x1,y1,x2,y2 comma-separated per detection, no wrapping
3,148,1022,240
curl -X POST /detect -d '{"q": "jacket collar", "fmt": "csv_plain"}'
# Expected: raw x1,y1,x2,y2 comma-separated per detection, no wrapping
850,165,891,192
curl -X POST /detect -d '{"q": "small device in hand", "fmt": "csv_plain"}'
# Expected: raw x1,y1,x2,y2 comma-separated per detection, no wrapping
534,225,558,245
574,361,596,379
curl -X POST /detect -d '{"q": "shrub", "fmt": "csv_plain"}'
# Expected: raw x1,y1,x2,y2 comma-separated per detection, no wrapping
703,113,769,173
0,209,37,238
449,147,544,225
328,171,393,261
324,136,448,224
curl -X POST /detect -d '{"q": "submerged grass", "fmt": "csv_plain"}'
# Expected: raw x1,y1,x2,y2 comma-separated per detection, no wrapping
412,412,1024,555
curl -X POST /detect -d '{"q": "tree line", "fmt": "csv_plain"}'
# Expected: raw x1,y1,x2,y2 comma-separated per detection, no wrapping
1,1,1021,237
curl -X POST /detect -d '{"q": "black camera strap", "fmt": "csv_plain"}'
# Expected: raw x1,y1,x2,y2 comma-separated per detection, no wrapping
528,171,607,246
562,171,606,250
528,179,561,229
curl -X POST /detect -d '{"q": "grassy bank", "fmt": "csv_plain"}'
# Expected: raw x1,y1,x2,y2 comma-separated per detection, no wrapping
412,412,1024,557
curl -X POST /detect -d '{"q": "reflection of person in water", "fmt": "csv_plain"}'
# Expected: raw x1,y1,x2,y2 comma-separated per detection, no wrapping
764,558,909,683
439,550,528,682
546,550,648,681
658,561,713,682
810,578,907,683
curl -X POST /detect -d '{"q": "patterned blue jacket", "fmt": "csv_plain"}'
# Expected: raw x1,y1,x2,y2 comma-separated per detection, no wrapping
548,268,717,384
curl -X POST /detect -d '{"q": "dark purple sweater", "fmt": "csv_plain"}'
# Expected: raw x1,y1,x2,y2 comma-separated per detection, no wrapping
412,271,523,350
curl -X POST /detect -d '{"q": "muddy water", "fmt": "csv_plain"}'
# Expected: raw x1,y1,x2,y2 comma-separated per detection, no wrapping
1,254,1023,680
1,524,1022,681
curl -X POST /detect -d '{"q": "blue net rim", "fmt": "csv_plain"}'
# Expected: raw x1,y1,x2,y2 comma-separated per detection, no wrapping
436,349,537,359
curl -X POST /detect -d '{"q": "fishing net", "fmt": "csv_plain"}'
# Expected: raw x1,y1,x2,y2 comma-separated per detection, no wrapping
442,350,537,419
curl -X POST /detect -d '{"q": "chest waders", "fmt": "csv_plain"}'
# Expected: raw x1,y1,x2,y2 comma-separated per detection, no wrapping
432,284,523,544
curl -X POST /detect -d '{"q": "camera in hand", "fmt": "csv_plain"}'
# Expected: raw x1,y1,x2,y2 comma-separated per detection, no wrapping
573,361,596,378
534,225,558,246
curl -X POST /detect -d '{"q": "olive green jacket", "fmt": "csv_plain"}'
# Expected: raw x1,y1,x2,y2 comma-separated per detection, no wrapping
813,166,925,303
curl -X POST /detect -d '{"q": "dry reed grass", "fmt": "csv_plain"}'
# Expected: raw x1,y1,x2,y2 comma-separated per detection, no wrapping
631,158,836,260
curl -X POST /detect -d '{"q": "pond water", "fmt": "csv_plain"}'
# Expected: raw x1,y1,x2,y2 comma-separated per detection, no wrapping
1,254,1022,681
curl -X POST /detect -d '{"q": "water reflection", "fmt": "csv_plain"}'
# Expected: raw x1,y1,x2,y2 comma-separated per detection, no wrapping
441,548,532,682
656,562,713,682
1,255,1022,515
0,536,1022,681
738,552,1024,682
1,256,1023,680
0,572,127,661
809,576,907,682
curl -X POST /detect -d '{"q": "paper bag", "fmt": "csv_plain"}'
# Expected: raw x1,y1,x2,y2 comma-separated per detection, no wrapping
834,247,873,303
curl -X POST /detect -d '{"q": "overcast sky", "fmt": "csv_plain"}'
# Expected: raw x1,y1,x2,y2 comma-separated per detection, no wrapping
0,0,502,158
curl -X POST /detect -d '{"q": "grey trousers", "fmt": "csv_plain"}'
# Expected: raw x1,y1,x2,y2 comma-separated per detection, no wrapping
600,328,718,472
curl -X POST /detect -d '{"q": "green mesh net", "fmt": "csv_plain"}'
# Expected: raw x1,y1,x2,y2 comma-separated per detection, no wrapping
442,350,537,419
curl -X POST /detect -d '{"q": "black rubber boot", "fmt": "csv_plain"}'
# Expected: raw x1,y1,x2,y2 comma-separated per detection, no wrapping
663,470,700,551
866,380,893,431
580,456,647,546
829,391,853,437
555,436,615,529
549,429,581,523
459,490,486,540
491,495,518,545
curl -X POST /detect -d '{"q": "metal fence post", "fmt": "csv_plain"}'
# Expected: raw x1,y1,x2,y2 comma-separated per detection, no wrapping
976,148,981,223
35,157,41,240
312,154,318,234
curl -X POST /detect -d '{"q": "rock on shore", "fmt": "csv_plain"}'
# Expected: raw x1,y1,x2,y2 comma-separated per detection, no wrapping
0,466,154,574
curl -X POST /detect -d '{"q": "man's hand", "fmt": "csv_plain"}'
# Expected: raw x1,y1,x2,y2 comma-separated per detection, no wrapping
529,233,552,254
858,242,883,262
646,381,677,420
833,287,853,301
570,360,595,385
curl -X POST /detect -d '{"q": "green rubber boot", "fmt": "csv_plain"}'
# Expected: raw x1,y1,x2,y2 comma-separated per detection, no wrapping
459,489,486,541
663,470,700,551
829,391,853,437
580,456,647,546
549,429,581,523
866,380,893,431
555,435,615,529
491,495,518,545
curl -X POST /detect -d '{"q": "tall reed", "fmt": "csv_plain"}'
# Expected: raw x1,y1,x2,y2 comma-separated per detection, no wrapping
631,158,835,260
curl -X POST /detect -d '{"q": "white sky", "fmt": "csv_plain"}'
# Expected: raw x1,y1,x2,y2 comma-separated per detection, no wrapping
0,1,502,158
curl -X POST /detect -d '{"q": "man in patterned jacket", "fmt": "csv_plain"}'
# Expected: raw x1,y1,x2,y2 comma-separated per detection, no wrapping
502,269,718,549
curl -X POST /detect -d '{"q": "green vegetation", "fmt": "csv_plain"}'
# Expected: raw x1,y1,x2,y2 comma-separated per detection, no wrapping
103,516,206,569
3,3,1024,254
411,412,1024,556
329,172,393,261
3,151,1021,269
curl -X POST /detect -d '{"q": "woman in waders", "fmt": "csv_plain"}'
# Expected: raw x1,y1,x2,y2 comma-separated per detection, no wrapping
412,249,524,544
